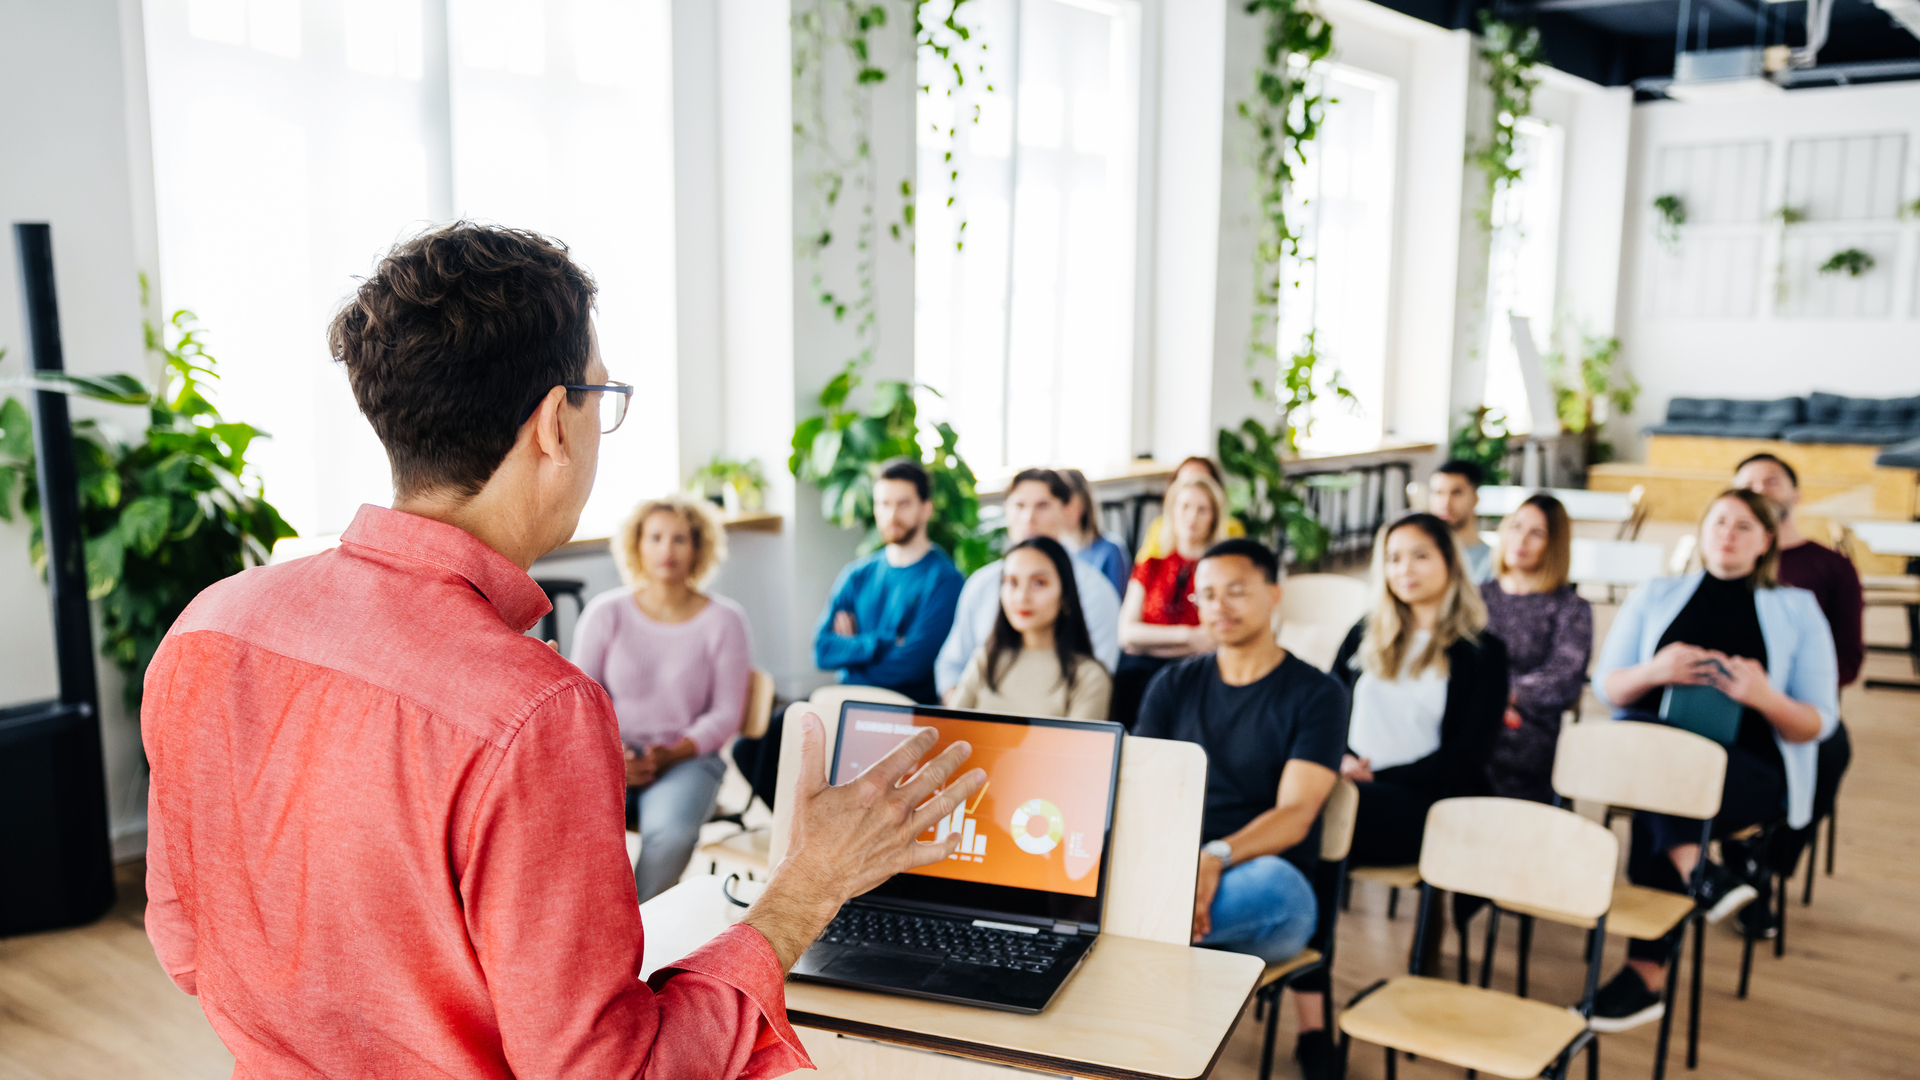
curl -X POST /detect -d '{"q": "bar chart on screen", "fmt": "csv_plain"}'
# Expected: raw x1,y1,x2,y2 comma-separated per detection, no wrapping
935,781,991,862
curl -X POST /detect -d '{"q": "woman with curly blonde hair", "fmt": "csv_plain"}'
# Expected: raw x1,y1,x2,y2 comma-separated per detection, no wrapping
572,493,751,901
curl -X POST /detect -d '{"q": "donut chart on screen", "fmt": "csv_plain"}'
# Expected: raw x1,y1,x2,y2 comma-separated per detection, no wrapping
1010,799,1065,855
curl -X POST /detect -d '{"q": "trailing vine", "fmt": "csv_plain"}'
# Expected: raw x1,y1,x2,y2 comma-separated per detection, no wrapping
1469,12,1543,230
913,0,989,251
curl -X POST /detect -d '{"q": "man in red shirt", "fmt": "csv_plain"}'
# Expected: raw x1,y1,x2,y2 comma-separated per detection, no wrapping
142,223,985,1079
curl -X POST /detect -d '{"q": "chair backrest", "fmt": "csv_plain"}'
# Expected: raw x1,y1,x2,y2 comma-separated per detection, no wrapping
807,683,915,720
768,716,1206,946
1320,777,1360,863
1418,797,1618,922
739,669,776,739
1668,532,1697,575
1274,573,1369,671
1616,485,1650,541
1551,720,1726,820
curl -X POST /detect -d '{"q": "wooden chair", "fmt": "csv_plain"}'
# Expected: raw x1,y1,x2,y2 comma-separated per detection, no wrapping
1252,778,1359,1080
1338,797,1617,1080
1490,721,1727,1080
1273,573,1369,672
1666,533,1697,576
699,679,909,880
1615,485,1650,541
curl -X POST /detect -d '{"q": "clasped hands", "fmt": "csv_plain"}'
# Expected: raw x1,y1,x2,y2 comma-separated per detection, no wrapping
1649,641,1771,707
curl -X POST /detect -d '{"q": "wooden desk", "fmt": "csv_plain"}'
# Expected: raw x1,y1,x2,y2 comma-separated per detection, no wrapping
1477,485,1632,523
639,876,1265,1080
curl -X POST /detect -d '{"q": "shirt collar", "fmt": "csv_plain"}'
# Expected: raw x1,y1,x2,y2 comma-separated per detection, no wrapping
339,504,553,634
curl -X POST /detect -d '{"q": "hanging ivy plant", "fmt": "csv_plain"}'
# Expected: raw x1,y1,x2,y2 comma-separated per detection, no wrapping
1653,194,1686,254
1469,12,1543,230
1818,248,1875,277
914,0,989,252
1772,205,1807,306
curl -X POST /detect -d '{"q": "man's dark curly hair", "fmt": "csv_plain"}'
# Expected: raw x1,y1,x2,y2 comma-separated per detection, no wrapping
329,222,597,499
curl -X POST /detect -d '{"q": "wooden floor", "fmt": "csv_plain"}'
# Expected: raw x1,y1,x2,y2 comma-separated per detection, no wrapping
3,597,1917,1078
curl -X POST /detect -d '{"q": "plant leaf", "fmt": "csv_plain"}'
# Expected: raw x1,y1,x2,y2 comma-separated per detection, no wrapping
85,530,126,600
0,397,31,460
118,495,173,556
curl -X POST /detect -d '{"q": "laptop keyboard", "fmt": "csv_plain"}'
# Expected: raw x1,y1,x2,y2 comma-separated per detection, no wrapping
821,908,1071,974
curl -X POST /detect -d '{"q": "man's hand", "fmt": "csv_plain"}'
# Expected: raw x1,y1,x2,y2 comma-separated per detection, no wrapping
832,611,857,637
744,712,987,971
1192,851,1224,943
1339,753,1374,783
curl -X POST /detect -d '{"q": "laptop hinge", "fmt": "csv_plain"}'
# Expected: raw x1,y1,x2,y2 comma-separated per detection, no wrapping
1052,921,1080,936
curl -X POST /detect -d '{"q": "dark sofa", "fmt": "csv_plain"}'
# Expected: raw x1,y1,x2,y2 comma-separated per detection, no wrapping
1645,392,1920,446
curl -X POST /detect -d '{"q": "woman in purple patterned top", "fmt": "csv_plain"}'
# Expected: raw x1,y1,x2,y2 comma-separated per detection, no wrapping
1480,494,1593,803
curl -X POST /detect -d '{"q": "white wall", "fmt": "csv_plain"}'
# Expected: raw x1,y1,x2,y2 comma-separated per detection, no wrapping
0,0,161,853
1613,82,1920,456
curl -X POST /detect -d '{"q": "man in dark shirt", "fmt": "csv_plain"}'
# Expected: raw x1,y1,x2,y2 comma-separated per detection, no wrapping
1136,539,1348,1080
1733,453,1857,935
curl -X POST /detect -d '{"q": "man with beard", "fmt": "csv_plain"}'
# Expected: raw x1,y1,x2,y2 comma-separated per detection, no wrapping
813,459,966,704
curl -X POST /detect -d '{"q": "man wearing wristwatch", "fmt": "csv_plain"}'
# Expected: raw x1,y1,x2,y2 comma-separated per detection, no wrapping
1134,539,1348,1080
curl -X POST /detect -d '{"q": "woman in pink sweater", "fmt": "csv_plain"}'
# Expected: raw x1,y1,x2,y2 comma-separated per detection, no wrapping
572,494,751,901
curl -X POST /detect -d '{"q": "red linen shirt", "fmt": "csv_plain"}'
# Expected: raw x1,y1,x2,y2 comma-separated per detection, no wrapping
1130,553,1200,626
142,504,811,1080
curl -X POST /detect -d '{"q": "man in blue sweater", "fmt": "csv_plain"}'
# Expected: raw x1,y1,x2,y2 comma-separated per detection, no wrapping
813,460,966,704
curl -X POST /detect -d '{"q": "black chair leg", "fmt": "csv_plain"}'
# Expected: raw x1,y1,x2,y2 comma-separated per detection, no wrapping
1587,1036,1600,1080
1653,930,1684,1080
1774,869,1788,958
1802,821,1818,906
1388,886,1399,919
1480,906,1502,988
1384,1047,1397,1080
1738,924,1755,999
1516,914,1534,998
1688,915,1704,1070
1258,988,1279,1080
1826,807,1837,876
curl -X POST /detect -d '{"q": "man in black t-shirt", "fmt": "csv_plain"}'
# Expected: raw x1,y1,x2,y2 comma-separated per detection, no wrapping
1135,540,1349,1080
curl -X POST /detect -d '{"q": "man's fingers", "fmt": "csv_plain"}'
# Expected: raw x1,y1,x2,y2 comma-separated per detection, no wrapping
861,727,942,789
907,768,988,836
901,832,968,870
895,741,974,808
795,711,829,801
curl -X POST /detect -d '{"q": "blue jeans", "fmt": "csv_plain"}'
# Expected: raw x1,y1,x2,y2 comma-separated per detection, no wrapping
1199,855,1319,965
626,753,727,903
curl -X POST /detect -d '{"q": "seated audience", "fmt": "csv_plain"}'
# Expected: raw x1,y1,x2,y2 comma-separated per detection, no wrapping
1135,455,1246,561
1332,512,1508,869
1480,494,1592,803
1112,471,1230,726
1059,467,1131,598
1733,453,1856,933
936,469,1121,699
1586,489,1837,1033
1135,539,1348,1080
573,494,751,903
1428,459,1493,584
813,459,966,704
950,537,1112,719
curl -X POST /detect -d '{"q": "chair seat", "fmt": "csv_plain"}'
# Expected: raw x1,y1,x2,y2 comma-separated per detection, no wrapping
699,827,771,873
1257,948,1323,989
1339,976,1589,1080
1350,864,1422,889
1500,882,1693,940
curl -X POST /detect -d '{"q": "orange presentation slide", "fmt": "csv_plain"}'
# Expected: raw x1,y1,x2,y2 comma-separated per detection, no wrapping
837,707,1119,898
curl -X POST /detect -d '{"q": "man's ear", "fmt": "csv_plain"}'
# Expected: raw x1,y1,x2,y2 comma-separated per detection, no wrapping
531,384,572,466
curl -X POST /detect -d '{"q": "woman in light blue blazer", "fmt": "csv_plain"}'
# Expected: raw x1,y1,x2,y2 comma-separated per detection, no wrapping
1584,488,1838,1033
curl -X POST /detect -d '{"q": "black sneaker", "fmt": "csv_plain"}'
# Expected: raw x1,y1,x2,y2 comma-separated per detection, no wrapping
1696,859,1759,924
1588,967,1665,1033
1295,1029,1336,1080
1738,874,1778,939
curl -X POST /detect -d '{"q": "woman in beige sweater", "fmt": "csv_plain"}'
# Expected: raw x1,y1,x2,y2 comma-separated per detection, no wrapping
952,536,1113,720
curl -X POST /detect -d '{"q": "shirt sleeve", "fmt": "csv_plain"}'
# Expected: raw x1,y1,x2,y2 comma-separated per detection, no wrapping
936,571,990,695
813,562,884,671
684,605,754,757
1132,662,1180,739
1591,583,1653,708
464,680,810,1080
568,594,616,688
1821,554,1866,688
1291,675,1351,771
1783,592,1840,741
951,648,986,709
1068,661,1114,721
1078,567,1122,671
1509,595,1594,715
850,563,964,691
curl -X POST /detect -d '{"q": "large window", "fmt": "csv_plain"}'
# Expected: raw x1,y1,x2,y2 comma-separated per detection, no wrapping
144,0,676,541
1276,63,1398,453
1481,117,1564,435
914,0,1142,477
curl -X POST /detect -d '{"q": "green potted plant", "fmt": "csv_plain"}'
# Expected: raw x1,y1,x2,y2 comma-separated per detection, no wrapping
0,297,295,708
1653,194,1686,254
687,455,767,514
1818,248,1875,278
1449,406,1512,485
1545,332,1639,466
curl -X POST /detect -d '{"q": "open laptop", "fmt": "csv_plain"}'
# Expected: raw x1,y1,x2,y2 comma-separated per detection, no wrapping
790,702,1125,1014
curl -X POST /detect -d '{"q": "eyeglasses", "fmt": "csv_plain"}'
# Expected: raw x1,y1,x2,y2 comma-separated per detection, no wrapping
517,382,633,433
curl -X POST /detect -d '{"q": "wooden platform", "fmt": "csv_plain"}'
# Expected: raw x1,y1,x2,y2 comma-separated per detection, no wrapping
4,629,1918,1079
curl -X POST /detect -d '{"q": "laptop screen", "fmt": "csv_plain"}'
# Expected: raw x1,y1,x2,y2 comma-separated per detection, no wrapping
831,702,1124,927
